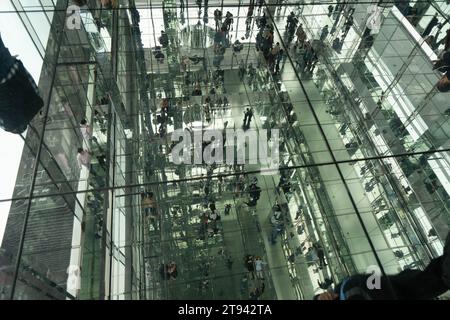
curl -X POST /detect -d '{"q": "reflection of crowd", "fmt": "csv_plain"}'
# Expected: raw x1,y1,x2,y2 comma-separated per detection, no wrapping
160,261,178,280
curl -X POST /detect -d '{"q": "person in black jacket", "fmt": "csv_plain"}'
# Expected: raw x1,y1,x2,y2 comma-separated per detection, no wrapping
159,31,169,48
315,231,450,300
0,34,43,133
315,243,327,268
243,108,254,129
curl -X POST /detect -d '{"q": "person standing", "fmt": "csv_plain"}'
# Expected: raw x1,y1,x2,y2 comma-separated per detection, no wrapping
239,59,246,81
159,30,169,48
167,262,178,280
320,25,329,42
141,192,158,230
328,5,334,17
214,9,222,30
80,119,96,145
196,0,202,11
295,205,304,220
286,11,297,31
295,46,306,71
247,62,255,87
141,192,151,217
257,0,264,12
77,148,92,170
254,256,266,279
209,206,220,233
271,42,281,57
243,108,249,127
245,255,256,279
316,243,327,268
422,13,439,37
275,49,284,73
296,24,306,49
243,108,254,128
342,15,354,40
180,0,184,12
270,221,282,244
224,11,234,33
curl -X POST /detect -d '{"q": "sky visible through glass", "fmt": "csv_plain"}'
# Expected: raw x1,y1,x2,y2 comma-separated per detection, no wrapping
0,1,45,243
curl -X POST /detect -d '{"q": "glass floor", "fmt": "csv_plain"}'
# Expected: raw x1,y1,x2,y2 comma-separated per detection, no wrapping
0,0,449,300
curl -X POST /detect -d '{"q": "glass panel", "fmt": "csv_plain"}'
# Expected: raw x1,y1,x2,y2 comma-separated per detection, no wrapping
1,0,449,300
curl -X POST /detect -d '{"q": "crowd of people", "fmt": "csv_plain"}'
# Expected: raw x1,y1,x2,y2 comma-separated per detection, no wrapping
2,0,450,301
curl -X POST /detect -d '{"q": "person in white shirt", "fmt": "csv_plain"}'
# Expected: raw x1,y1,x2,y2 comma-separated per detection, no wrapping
66,265,81,291
80,119,93,140
254,256,267,279
209,210,218,221
77,148,92,169
366,4,383,35
270,210,282,225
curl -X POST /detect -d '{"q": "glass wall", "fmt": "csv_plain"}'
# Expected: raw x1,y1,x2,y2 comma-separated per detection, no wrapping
0,0,448,300
297,0,448,265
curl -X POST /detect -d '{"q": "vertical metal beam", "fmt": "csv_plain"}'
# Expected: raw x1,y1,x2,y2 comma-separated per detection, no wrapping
107,112,117,299
9,0,68,300
111,4,120,80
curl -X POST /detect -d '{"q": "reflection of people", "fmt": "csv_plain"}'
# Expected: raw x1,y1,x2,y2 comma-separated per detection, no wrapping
254,256,266,279
314,243,327,268
214,9,222,30
167,262,178,280
154,48,165,63
67,265,81,291
77,148,92,169
332,37,343,53
315,232,450,300
245,255,255,279
141,192,158,230
243,108,254,128
80,119,93,141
